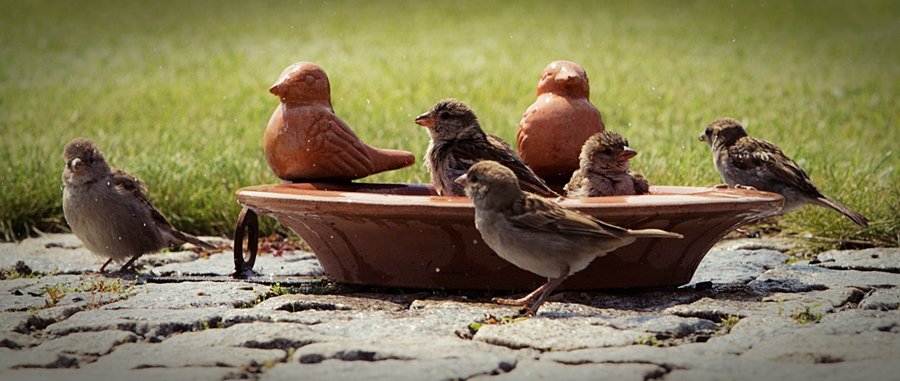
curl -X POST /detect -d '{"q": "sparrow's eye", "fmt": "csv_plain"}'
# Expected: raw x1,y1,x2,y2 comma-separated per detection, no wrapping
704,127,712,136
469,173,478,183
438,111,450,119
602,148,613,155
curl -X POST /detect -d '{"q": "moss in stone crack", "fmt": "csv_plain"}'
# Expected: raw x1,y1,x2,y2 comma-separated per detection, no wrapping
0,261,40,280
633,334,665,347
270,282,294,296
456,313,529,339
790,304,825,324
720,315,741,333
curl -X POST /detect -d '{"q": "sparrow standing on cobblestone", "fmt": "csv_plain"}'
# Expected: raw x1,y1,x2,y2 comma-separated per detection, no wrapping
415,99,558,197
457,161,681,316
62,139,215,273
700,118,868,227
565,131,650,197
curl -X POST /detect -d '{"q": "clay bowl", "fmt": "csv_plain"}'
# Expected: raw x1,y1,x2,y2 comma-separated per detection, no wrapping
236,183,783,291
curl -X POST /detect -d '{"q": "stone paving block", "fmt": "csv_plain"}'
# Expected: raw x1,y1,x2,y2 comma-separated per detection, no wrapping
0,367,239,381
689,249,786,286
256,293,406,312
742,332,900,363
0,235,102,274
665,359,900,381
474,318,643,351
545,344,740,370
750,264,900,291
101,281,269,309
0,312,37,334
711,238,793,252
262,358,512,381
813,248,900,273
34,330,137,356
81,341,286,370
812,309,900,334
163,322,325,350
290,336,519,364
150,250,324,277
0,347,78,369
470,359,664,381
599,314,718,338
859,288,900,310
45,308,230,339
0,332,38,349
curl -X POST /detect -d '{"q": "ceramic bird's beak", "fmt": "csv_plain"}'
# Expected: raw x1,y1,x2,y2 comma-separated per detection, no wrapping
618,146,637,161
454,173,468,187
415,113,435,129
554,66,578,83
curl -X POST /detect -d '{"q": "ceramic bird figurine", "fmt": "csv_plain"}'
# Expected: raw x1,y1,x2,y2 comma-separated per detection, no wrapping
415,99,558,197
61,139,216,273
264,61,415,181
516,60,605,184
457,160,682,316
700,118,868,227
565,131,650,197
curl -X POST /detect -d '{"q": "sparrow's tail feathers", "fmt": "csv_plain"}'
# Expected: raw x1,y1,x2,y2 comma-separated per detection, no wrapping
815,196,869,228
625,228,683,239
171,229,217,250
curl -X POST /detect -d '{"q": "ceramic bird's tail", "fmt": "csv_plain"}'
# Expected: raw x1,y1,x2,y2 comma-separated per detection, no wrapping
624,228,683,239
367,147,416,173
814,196,869,228
171,229,217,250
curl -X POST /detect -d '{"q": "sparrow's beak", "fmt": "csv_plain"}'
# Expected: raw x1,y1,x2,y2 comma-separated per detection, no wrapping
415,113,435,129
454,173,468,187
698,134,707,142
68,157,84,172
554,66,578,83
618,146,637,161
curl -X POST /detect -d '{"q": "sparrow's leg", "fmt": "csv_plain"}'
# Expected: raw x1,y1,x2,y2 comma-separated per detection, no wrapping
524,276,568,316
117,254,142,273
98,258,114,273
733,184,757,191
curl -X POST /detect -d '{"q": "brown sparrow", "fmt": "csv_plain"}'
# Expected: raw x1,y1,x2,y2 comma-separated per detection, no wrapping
264,61,414,181
700,118,868,227
564,131,650,197
415,99,558,197
517,60,605,184
62,139,215,273
457,160,682,316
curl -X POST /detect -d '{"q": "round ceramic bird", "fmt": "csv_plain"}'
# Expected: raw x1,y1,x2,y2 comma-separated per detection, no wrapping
516,60,605,184
457,160,682,316
565,131,650,197
700,118,868,227
415,99,558,197
61,139,215,273
264,62,415,181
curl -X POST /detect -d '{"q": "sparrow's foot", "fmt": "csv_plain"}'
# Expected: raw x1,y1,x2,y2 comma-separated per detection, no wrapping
734,184,758,190
713,183,730,189
492,296,532,306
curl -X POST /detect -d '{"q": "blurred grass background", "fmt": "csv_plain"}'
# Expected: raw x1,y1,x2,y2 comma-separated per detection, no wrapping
1,0,897,247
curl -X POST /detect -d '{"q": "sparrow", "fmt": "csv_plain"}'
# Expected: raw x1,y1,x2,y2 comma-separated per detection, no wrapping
62,139,216,273
699,118,868,227
516,60,605,184
264,61,414,181
457,160,682,316
415,99,559,197
564,131,651,197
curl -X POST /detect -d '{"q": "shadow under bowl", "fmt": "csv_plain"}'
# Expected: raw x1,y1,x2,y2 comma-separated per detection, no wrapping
236,183,783,291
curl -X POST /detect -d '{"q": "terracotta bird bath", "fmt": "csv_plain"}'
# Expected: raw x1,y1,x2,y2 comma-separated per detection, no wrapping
233,184,782,290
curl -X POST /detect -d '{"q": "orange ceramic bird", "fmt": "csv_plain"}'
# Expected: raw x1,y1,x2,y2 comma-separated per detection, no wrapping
516,60,605,184
264,62,415,181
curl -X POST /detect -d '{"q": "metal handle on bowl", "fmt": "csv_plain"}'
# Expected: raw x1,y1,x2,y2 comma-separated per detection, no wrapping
232,207,258,278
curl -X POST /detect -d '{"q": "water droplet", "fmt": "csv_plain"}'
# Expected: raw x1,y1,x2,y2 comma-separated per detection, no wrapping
730,37,737,44
435,267,441,273
329,235,334,239
366,98,371,105
472,240,478,245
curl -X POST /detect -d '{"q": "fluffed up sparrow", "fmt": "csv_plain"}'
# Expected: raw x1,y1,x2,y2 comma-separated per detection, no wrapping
700,118,868,227
415,99,559,197
564,131,650,197
62,138,216,273
457,160,682,316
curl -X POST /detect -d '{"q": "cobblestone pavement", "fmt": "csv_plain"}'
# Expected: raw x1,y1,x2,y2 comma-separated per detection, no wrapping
0,234,898,381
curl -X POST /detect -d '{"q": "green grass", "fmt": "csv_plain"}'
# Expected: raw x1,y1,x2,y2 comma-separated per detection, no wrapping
1,0,897,246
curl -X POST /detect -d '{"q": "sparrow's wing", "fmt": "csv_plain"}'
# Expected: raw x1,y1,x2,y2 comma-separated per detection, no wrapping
508,194,627,238
481,134,558,197
728,138,822,196
110,169,172,228
308,113,374,178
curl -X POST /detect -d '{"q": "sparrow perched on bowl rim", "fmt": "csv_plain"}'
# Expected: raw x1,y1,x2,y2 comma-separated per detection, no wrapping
457,160,682,316
62,138,216,273
564,130,650,197
415,99,558,197
699,118,868,227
